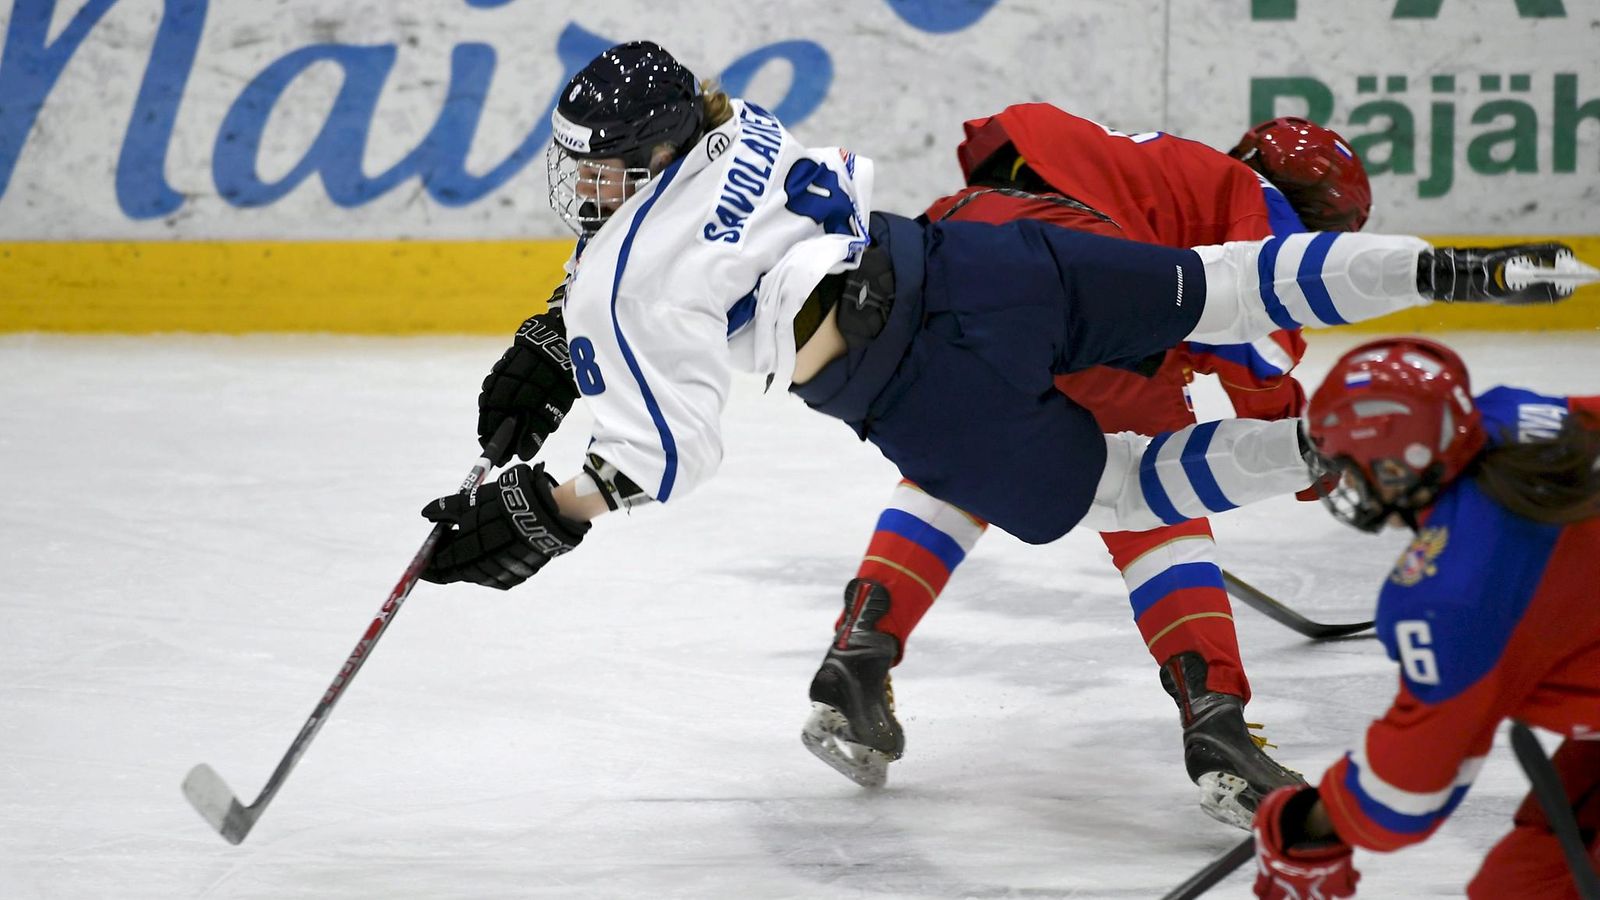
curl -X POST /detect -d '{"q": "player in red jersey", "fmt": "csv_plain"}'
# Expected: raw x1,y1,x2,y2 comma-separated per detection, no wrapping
1251,337,1600,899
801,105,1374,828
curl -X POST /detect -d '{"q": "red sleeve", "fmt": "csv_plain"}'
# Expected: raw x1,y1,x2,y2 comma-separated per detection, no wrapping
1570,395,1600,420
1319,678,1500,853
1182,329,1309,420
1220,368,1307,420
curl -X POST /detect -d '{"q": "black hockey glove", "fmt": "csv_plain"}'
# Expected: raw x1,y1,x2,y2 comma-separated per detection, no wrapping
1418,242,1584,304
420,463,589,590
478,286,580,466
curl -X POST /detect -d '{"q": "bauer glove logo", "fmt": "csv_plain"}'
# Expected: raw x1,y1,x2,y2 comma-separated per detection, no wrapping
515,319,573,372
507,514,577,557
499,467,531,514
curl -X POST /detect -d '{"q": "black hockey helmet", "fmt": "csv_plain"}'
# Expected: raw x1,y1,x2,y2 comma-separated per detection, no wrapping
551,41,705,169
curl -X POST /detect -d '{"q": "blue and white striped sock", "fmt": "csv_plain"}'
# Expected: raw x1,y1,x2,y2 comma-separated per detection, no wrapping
1079,418,1311,533
1187,233,1431,344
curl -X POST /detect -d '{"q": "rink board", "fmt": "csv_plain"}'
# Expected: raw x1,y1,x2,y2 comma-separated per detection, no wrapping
1,235,1597,333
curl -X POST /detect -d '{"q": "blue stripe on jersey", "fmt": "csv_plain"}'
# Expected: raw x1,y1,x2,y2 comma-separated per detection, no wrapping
1183,340,1291,379
1297,232,1348,325
1139,431,1186,526
1256,236,1301,331
726,288,757,337
610,159,686,501
1128,562,1226,617
1260,184,1307,237
1180,421,1237,513
1341,754,1472,835
875,508,968,572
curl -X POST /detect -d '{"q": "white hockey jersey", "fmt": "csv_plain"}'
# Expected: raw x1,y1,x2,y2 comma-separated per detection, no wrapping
558,100,875,504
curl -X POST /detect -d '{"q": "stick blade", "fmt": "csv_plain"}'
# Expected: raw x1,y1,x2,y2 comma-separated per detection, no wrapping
1307,619,1378,639
182,763,256,845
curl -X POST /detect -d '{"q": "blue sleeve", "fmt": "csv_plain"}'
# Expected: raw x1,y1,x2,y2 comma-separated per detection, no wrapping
1475,386,1571,448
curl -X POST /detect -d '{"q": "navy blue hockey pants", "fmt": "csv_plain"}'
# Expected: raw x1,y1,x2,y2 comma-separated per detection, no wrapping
792,212,1206,544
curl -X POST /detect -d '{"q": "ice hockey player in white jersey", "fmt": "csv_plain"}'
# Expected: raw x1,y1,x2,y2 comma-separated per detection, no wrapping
417,40,1595,602
543,56,873,504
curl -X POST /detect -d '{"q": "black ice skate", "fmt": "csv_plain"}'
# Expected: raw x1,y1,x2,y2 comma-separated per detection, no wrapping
1419,242,1598,304
1161,651,1304,831
801,578,904,788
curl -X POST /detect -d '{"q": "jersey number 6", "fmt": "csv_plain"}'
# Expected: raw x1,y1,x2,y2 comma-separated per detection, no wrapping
1395,620,1441,685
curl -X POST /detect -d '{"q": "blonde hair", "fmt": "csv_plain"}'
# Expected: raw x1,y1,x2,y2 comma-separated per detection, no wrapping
700,79,734,129
646,81,733,166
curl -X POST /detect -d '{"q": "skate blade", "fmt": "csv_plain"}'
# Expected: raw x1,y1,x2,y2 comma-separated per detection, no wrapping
1196,772,1255,832
801,702,891,789
1505,254,1600,289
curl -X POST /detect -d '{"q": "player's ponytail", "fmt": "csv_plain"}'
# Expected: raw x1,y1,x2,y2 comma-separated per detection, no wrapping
1472,410,1600,524
700,80,734,130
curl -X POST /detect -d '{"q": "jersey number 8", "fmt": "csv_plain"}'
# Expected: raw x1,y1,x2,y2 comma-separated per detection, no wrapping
570,336,606,395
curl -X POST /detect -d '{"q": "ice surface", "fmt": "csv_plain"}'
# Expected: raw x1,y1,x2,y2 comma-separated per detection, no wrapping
2,331,1594,899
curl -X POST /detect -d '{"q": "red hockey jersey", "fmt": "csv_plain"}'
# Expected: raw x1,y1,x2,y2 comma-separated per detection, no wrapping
957,103,1297,247
1319,389,1600,853
940,104,1309,422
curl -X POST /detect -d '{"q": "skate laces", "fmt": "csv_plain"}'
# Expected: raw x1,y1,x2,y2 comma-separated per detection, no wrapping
1245,722,1276,751
884,674,896,713
1246,722,1304,779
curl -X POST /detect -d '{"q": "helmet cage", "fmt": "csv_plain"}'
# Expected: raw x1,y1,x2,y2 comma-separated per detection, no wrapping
545,146,655,237
1321,453,1445,532
544,41,704,237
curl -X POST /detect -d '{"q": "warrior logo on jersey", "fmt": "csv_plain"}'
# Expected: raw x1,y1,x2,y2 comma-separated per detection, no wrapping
702,104,785,244
706,132,731,161
1390,526,1449,587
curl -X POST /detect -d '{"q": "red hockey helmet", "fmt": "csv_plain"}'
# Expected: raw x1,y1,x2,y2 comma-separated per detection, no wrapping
1230,116,1371,232
1307,337,1486,531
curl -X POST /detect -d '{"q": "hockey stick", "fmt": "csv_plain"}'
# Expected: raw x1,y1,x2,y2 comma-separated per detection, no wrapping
1159,836,1254,900
182,421,516,844
1221,570,1374,640
1509,722,1600,900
